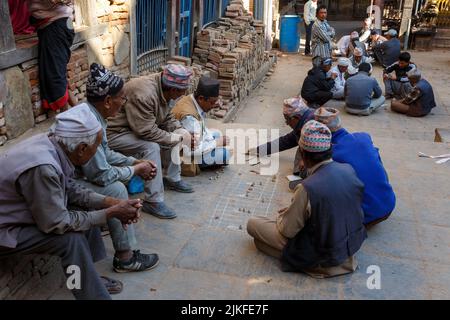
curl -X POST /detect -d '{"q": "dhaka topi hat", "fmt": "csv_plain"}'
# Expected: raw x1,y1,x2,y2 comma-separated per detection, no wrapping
299,120,332,152
283,97,310,118
53,103,101,138
314,107,342,132
86,63,124,102
196,76,220,98
162,64,193,90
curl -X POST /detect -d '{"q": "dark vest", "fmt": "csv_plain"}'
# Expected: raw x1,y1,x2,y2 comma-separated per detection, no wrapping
415,79,436,114
282,161,367,271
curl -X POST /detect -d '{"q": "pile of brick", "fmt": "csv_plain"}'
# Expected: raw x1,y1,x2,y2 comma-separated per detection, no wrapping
192,0,269,118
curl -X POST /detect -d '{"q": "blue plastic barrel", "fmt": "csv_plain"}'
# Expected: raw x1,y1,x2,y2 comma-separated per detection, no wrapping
280,15,302,53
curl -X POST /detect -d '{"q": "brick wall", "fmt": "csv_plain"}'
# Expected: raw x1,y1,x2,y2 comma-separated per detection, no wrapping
0,255,65,300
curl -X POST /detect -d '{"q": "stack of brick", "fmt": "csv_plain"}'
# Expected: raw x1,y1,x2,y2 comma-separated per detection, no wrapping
192,0,269,118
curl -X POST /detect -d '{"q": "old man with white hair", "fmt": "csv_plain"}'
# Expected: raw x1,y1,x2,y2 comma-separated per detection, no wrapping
0,105,154,300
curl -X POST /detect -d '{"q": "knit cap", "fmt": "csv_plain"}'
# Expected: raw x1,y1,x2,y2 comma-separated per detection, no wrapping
162,64,193,90
299,120,332,152
283,97,310,118
314,107,342,132
86,63,124,102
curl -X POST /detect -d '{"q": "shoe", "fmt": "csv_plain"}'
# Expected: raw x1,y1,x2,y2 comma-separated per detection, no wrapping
163,178,194,193
142,201,177,219
113,250,159,273
101,276,123,294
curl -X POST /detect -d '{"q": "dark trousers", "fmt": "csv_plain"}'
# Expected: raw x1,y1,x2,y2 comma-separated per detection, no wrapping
304,22,313,54
37,17,75,111
305,91,333,107
0,226,111,300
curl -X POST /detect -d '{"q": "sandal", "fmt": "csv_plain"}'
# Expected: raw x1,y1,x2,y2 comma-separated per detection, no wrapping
101,276,123,295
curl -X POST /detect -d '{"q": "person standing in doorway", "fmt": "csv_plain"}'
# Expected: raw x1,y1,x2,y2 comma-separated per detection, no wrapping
303,0,318,56
311,5,335,67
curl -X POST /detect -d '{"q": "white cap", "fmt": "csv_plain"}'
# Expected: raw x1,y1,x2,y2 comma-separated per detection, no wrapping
53,103,102,138
338,58,350,67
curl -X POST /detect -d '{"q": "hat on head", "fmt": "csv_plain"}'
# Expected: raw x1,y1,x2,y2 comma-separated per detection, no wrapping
350,31,359,39
384,29,398,37
196,76,220,98
337,57,350,67
283,97,310,118
321,57,333,66
314,107,342,132
353,47,363,57
86,63,124,102
299,120,332,152
370,30,379,35
162,64,193,90
53,103,102,138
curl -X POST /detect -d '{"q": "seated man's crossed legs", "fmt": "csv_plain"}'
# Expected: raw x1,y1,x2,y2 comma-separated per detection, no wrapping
108,132,193,219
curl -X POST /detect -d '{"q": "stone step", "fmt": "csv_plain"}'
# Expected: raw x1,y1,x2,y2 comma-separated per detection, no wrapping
435,28,450,37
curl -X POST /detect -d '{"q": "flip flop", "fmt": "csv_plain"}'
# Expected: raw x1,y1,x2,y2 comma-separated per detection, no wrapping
101,276,123,295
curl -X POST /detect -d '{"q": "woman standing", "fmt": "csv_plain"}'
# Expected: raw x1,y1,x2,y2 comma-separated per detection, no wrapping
27,0,77,111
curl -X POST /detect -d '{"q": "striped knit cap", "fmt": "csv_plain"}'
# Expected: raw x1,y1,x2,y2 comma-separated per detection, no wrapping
299,120,332,152
162,64,193,90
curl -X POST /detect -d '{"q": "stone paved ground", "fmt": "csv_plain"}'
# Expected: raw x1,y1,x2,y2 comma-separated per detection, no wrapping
49,49,450,300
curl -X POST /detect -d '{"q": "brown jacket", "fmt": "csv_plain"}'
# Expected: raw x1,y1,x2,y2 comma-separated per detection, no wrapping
106,73,182,146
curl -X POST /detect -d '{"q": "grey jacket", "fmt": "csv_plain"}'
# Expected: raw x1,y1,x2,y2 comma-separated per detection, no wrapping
0,134,107,248
81,103,136,186
345,72,382,110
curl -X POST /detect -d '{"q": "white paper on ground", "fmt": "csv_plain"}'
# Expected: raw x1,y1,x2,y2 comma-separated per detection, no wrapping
286,175,302,182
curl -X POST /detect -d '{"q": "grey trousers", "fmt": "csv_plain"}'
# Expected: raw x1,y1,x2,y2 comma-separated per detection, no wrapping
384,79,412,99
108,132,181,203
75,179,136,252
0,225,111,300
345,96,386,116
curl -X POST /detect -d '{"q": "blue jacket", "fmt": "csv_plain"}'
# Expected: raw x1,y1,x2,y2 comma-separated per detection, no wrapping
332,128,396,224
345,71,382,110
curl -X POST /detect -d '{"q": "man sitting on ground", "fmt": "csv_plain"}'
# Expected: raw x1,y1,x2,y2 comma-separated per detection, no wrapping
345,62,385,116
77,63,161,273
330,58,349,100
247,120,366,278
0,106,151,299
250,97,314,177
106,64,194,219
315,107,396,228
373,29,401,68
391,69,436,117
172,76,230,174
383,51,416,99
347,31,366,58
301,58,335,108
349,47,373,73
367,30,387,60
